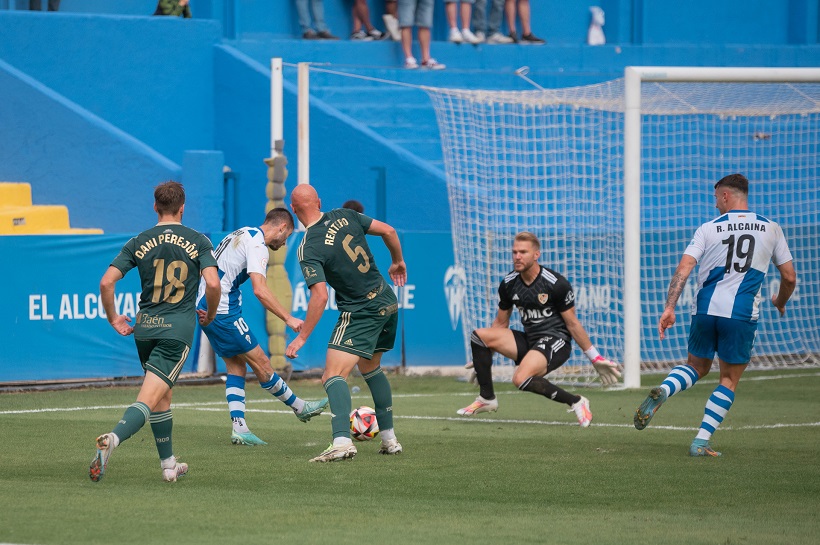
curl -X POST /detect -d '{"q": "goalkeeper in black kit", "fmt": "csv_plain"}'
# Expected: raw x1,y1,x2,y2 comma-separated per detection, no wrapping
457,232,621,427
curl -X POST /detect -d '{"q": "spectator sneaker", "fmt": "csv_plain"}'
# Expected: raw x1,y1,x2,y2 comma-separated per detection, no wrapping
474,31,486,43
421,58,446,70
521,32,546,44
383,14,401,40
368,28,386,40
461,28,481,44
316,30,339,40
448,27,464,43
404,56,419,69
302,29,318,40
509,31,519,43
569,396,593,427
487,32,514,44
350,30,372,41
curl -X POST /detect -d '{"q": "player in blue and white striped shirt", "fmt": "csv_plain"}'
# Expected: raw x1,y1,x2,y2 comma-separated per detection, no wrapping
634,174,796,457
196,208,328,446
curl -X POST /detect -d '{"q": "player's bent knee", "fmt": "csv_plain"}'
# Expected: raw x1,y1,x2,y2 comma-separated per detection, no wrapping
470,329,489,347
511,370,533,388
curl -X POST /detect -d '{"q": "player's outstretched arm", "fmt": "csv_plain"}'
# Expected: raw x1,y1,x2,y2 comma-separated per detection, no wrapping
561,307,622,385
100,266,133,336
368,219,406,287
772,260,796,317
286,282,327,359
659,255,697,340
250,272,303,332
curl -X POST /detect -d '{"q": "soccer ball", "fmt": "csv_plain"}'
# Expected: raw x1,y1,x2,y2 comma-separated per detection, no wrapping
350,406,379,441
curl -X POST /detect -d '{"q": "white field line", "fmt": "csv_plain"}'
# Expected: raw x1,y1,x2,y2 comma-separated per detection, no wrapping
2,374,819,431
185,407,820,432
3,370,819,416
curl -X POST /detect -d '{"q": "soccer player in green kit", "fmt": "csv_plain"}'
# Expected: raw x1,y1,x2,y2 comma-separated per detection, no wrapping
89,181,221,482
287,184,407,462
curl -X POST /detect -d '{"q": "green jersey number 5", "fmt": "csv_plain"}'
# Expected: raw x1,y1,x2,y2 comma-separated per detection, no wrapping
343,234,371,273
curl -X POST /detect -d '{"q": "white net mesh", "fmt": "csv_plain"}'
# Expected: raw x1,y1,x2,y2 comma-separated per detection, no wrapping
426,80,820,384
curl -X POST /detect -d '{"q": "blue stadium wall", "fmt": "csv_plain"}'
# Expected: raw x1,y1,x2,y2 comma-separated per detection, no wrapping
1,1,819,380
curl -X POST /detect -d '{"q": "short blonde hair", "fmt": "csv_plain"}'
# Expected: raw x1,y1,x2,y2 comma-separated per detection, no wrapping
514,231,540,251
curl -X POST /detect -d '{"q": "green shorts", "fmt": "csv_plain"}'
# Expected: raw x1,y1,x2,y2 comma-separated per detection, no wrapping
135,338,191,388
329,299,399,359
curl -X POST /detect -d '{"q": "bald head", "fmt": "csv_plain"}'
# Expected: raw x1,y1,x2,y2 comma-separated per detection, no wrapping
290,184,322,225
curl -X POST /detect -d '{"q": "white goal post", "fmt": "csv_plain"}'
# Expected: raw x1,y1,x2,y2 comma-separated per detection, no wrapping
623,67,820,387
427,67,820,388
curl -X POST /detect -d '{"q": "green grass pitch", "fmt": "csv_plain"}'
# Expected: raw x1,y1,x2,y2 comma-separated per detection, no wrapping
0,370,818,545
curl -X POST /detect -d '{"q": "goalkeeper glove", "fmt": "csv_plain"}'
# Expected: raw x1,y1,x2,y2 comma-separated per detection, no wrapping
592,356,622,386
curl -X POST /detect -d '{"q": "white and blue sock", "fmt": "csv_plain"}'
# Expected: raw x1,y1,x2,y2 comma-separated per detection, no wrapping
695,385,735,441
261,373,305,413
225,374,249,433
660,364,699,398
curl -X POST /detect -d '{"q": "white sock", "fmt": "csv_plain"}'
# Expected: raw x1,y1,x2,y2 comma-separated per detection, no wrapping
333,437,354,447
380,428,396,442
232,417,249,433
160,455,177,470
110,432,121,448
291,398,306,414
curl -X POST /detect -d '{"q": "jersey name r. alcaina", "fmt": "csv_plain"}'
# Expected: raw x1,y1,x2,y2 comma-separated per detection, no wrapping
110,222,217,344
297,208,388,312
196,226,268,317
684,209,793,322
498,266,575,343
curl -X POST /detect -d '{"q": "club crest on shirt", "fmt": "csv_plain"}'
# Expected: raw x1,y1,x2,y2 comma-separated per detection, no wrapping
538,293,549,304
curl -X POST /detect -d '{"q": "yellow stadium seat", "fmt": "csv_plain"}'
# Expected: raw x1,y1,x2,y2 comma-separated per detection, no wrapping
0,182,33,208
0,182,103,235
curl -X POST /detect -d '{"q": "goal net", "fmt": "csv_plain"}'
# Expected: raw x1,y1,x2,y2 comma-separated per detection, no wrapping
425,69,820,386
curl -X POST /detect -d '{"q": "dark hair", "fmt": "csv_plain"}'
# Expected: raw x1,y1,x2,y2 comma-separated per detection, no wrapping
714,173,749,195
514,231,541,251
342,199,364,213
264,207,295,228
154,181,185,215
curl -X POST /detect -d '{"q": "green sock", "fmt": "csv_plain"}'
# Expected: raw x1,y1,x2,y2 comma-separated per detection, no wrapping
363,366,394,431
149,410,174,460
112,402,150,443
324,376,352,439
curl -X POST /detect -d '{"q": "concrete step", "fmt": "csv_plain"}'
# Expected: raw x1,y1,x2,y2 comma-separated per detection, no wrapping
0,182,33,207
40,228,105,235
0,205,71,234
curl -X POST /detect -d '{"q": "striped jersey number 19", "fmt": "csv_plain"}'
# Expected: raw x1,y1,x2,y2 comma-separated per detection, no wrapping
722,234,755,273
